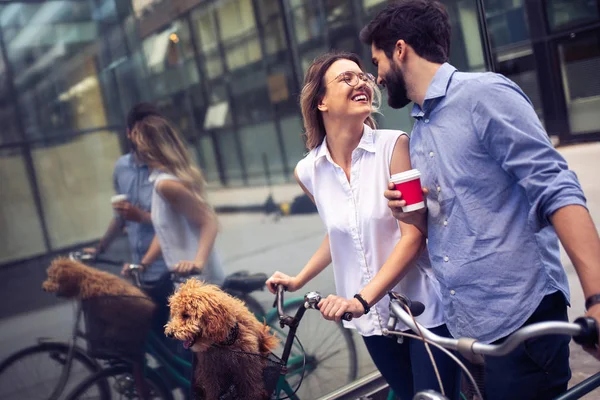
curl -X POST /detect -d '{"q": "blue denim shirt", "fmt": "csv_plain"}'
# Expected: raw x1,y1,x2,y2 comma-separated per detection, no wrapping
113,153,168,282
409,63,587,343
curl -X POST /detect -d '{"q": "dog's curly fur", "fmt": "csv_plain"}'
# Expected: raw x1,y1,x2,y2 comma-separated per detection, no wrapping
42,257,149,299
166,278,279,400
42,257,156,353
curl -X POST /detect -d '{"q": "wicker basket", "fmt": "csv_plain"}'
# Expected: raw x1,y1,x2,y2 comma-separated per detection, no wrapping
81,295,156,360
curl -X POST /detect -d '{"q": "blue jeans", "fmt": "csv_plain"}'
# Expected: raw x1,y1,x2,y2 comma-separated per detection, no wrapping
363,324,461,400
464,291,571,400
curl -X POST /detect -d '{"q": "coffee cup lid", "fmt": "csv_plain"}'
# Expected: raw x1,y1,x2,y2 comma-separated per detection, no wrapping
390,169,421,184
111,194,128,203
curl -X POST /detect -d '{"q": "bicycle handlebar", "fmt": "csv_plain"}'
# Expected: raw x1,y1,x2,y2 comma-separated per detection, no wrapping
68,251,123,267
274,284,352,326
386,292,599,357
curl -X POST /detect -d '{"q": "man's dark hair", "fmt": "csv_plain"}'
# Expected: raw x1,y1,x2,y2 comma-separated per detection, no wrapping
359,0,451,64
126,102,161,132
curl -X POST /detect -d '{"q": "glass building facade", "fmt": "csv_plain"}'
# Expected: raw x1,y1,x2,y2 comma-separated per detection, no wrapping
0,0,599,264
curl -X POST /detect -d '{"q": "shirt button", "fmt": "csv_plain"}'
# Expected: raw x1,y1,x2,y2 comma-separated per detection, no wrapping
424,118,430,123
450,290,456,295
436,185,441,192
429,151,434,158
443,256,449,262
443,220,448,226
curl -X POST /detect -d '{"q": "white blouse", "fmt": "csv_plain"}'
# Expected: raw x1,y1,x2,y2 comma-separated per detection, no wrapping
149,171,225,286
295,125,444,336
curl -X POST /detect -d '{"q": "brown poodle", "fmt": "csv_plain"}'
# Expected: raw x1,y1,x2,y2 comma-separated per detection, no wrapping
42,257,156,356
165,278,279,400
42,257,149,299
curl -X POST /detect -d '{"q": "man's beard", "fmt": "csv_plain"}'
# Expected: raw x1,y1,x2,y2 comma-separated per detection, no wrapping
385,63,411,109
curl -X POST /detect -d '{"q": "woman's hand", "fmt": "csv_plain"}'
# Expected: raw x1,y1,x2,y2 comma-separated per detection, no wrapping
121,263,146,277
266,271,302,294
173,260,204,276
318,295,365,322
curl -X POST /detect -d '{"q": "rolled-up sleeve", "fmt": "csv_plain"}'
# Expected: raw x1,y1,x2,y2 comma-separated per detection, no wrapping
471,76,587,230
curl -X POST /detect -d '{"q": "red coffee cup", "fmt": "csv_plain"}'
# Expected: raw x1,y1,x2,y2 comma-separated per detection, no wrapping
390,169,425,212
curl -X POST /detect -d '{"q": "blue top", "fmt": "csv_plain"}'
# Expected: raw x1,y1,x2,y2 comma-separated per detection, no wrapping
113,153,168,282
409,63,587,343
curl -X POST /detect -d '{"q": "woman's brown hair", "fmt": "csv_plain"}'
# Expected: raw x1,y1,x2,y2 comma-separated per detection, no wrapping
300,51,380,150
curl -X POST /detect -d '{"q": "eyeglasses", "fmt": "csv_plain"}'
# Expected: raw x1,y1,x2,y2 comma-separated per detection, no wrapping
327,71,376,87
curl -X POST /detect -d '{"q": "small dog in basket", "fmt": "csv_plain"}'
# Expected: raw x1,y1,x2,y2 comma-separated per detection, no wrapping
42,257,150,300
165,278,279,400
42,257,156,354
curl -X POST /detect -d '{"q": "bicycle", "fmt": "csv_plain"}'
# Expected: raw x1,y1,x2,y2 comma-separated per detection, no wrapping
271,284,356,400
383,291,600,400
60,256,358,399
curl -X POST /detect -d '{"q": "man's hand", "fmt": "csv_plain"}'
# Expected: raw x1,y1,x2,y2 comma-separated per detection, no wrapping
318,295,365,322
265,271,302,294
384,183,429,235
174,260,204,276
584,303,600,359
113,201,150,223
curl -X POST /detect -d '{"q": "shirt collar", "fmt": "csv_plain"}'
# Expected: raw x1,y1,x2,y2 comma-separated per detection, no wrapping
313,124,375,165
411,62,457,118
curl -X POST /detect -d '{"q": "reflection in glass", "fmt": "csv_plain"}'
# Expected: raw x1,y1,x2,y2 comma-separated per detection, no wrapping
238,121,285,185
546,0,600,31
0,148,46,263
290,0,323,44
217,0,262,71
32,131,122,248
559,32,600,134
483,0,543,123
191,8,224,79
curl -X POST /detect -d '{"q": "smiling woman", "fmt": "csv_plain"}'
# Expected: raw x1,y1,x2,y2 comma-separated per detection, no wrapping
266,50,460,399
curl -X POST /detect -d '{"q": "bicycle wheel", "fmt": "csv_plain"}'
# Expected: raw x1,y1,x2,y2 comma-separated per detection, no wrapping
65,364,174,400
266,298,358,400
0,342,108,400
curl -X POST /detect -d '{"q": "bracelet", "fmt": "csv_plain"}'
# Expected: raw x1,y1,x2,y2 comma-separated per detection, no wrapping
585,294,600,311
354,294,370,315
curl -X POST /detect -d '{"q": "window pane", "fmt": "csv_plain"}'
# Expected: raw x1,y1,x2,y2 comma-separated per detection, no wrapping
217,0,262,71
445,0,486,72
484,0,530,47
280,114,306,168
257,0,287,55
196,135,220,184
0,148,46,263
483,1,543,123
558,32,600,134
238,121,284,185
290,0,323,44
546,0,600,31
4,1,119,138
215,128,244,184
31,131,122,248
191,8,224,79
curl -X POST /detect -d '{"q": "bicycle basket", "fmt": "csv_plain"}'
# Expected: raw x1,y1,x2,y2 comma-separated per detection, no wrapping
81,295,156,360
265,352,286,398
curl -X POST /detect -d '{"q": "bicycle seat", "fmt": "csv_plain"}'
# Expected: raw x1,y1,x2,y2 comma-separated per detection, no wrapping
222,271,267,294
